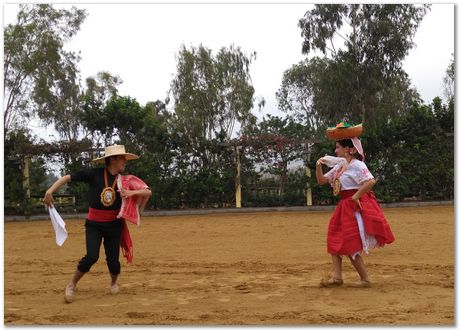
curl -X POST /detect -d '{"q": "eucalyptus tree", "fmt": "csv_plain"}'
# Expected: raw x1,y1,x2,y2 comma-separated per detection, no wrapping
80,71,123,147
283,4,430,128
169,44,260,207
4,4,87,138
170,44,259,165
443,55,454,103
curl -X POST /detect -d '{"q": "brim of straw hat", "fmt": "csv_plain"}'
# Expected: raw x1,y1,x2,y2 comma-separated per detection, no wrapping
92,153,139,163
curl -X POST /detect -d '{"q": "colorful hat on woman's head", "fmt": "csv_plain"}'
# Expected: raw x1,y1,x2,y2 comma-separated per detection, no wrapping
325,122,363,141
326,122,365,161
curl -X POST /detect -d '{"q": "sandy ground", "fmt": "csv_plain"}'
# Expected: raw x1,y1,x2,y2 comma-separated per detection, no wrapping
4,205,454,325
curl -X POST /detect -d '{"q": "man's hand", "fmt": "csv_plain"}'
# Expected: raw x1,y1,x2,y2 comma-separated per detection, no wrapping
43,190,54,207
119,188,135,199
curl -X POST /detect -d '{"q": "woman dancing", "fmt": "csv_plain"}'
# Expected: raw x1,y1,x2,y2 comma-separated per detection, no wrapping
316,124,395,287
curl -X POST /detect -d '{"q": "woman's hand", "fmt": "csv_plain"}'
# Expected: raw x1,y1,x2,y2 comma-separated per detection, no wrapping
352,179,376,210
352,194,362,210
316,158,329,185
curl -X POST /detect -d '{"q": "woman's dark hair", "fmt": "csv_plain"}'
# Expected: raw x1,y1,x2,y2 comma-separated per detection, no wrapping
337,139,354,149
337,139,363,161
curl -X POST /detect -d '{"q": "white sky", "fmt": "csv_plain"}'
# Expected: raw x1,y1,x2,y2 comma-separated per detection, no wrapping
2,2,455,140
62,3,311,122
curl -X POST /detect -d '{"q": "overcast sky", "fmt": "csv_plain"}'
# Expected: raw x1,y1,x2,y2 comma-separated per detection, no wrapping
3,2,455,140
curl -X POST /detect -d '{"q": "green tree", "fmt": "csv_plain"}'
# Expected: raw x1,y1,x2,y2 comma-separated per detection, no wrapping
168,44,260,207
277,57,419,134
122,100,177,209
297,4,429,127
69,96,174,211
80,71,123,148
35,53,84,142
170,44,258,150
4,129,49,214
443,54,454,103
243,115,310,197
85,71,123,104
276,58,325,129
431,97,454,200
4,4,87,137
364,99,453,202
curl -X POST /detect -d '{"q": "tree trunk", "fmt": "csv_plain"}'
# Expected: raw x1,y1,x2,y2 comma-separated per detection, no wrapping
279,160,288,196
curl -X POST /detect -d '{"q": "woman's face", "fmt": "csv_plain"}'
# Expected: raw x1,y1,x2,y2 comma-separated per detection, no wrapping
335,142,352,157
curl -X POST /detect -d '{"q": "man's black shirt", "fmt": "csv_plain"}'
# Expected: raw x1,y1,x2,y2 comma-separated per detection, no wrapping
71,167,122,210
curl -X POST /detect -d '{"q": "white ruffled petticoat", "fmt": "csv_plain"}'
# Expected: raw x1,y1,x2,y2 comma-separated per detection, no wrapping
351,211,379,260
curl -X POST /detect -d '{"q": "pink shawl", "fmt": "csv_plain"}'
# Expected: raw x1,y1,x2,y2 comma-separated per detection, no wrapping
117,175,150,225
116,175,150,264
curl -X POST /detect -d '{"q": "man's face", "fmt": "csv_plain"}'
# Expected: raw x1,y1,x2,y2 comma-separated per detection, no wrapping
111,155,127,172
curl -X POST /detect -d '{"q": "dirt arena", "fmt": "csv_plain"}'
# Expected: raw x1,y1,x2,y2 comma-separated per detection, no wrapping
4,205,454,325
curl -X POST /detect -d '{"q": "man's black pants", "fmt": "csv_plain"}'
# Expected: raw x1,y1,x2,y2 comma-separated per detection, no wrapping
77,219,122,275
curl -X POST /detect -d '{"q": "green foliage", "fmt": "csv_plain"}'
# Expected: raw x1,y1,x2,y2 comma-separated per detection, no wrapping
4,158,26,214
243,169,310,207
4,129,49,214
4,4,87,138
80,72,125,147
242,115,310,197
299,4,429,69
443,54,454,103
3,7,453,213
162,43,260,208
170,44,258,145
362,99,453,201
85,71,123,104
61,154,92,212
296,4,428,128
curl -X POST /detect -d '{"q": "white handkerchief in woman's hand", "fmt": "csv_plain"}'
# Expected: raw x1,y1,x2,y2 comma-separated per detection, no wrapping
321,155,348,168
48,206,68,246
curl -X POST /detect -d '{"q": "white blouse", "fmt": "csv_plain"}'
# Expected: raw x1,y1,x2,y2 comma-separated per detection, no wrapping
324,159,374,190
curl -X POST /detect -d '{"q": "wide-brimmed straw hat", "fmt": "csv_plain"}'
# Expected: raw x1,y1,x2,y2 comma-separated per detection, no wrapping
92,144,139,163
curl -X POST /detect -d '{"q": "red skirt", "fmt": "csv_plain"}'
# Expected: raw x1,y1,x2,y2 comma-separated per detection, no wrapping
327,190,395,256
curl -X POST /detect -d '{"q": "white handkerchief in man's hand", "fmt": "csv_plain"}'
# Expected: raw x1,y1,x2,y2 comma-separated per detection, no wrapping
48,206,68,246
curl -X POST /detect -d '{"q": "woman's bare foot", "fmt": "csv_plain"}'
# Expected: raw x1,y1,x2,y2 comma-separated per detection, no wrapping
349,279,371,288
319,277,344,288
